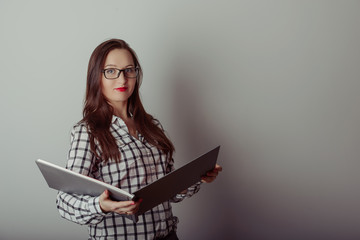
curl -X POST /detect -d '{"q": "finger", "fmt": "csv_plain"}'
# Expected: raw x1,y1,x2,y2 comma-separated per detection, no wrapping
99,189,110,200
125,199,142,214
201,176,215,183
124,205,140,215
201,178,213,183
214,164,223,172
103,200,133,213
131,199,142,213
114,198,142,214
113,200,136,209
115,203,140,215
117,205,136,214
205,165,222,176
206,171,219,177
210,164,222,173
99,190,111,212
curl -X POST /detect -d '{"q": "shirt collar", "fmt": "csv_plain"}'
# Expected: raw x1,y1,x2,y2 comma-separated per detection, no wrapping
111,112,134,124
111,115,143,141
112,115,126,126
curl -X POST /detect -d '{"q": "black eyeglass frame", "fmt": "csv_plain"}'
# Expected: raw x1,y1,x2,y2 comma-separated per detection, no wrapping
102,67,139,79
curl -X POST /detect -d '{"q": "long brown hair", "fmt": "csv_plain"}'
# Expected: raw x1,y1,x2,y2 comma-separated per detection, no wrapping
81,39,174,162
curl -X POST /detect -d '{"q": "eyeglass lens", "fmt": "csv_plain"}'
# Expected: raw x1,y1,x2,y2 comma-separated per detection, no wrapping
104,68,138,79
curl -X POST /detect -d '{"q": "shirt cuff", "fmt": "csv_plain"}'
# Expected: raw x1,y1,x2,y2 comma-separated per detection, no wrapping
89,196,107,216
172,181,202,202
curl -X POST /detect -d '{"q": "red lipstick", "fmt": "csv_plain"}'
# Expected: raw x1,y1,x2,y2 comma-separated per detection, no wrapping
115,87,127,92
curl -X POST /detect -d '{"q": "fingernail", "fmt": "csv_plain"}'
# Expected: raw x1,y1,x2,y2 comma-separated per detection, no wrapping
131,201,135,205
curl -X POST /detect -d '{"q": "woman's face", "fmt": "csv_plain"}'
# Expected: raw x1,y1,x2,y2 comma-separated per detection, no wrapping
101,48,137,108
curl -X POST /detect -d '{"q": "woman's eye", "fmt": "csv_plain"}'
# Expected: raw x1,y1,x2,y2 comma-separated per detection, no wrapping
106,69,115,74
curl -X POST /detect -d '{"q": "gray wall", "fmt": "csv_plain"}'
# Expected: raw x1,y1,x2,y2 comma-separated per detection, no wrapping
1,1,360,239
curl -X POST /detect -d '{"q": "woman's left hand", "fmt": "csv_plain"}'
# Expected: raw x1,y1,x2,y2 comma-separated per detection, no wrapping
201,164,222,183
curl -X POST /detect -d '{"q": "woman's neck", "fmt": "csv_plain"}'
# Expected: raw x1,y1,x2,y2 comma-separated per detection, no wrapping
112,102,129,121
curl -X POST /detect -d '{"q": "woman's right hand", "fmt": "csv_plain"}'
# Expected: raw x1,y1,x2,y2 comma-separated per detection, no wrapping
99,189,142,215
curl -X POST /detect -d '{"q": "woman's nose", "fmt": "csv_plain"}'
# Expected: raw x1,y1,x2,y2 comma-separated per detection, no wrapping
116,72,127,84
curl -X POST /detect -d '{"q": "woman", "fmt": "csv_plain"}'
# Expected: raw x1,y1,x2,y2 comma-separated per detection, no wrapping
56,39,222,240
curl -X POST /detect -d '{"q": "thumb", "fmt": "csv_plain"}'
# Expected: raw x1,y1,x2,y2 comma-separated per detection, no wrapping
100,189,109,200
99,189,110,213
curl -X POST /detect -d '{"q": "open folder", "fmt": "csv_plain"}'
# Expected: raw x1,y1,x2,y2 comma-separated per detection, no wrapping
36,146,220,222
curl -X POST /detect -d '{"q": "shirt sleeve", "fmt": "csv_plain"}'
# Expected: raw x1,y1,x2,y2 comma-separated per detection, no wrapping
170,182,202,203
166,157,202,203
56,124,106,226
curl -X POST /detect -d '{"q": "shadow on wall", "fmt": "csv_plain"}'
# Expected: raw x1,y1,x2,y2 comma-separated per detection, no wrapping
167,45,243,239
169,48,219,154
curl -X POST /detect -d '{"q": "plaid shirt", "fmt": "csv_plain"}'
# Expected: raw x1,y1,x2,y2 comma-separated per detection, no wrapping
56,116,201,240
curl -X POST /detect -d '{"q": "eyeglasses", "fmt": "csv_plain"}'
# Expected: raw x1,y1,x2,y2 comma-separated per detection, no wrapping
102,67,139,79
